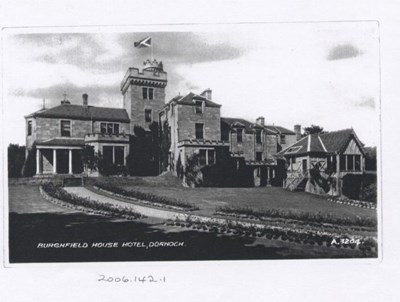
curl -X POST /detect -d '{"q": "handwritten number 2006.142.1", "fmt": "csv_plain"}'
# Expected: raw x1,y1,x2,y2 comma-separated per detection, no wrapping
98,275,166,283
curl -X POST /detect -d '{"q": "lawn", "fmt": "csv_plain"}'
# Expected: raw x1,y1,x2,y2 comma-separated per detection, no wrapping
8,183,373,262
96,175,377,221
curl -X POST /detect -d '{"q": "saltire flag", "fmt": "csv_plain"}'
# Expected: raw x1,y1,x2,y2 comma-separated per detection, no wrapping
134,36,152,48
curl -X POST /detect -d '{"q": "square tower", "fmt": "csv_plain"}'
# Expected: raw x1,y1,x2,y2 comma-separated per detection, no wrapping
121,59,167,131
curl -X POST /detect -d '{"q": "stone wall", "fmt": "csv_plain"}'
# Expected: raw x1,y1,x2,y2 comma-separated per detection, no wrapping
124,84,165,130
279,133,297,150
176,104,221,141
35,117,92,141
265,134,278,160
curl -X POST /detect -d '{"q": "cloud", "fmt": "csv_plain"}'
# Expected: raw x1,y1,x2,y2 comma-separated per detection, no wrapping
354,97,376,109
26,83,121,108
327,43,363,60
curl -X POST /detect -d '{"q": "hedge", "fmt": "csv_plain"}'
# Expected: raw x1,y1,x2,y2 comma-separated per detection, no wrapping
215,206,377,228
93,181,199,211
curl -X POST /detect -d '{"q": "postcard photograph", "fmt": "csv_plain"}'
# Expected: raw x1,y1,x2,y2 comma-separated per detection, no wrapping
3,22,380,264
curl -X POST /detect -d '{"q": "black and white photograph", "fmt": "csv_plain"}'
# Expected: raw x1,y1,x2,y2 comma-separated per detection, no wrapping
3,22,380,264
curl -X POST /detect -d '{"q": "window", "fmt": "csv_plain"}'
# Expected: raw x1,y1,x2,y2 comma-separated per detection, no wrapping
340,154,362,171
347,155,354,171
195,100,203,114
60,120,71,137
208,150,215,165
339,155,345,171
107,123,113,134
195,123,204,139
286,146,302,154
103,146,113,163
281,135,286,144
327,155,337,172
355,155,361,171
27,120,32,136
142,87,154,100
145,109,152,122
256,152,263,161
237,128,243,143
114,124,120,134
100,123,107,134
199,149,215,166
100,122,119,134
256,130,262,144
115,147,125,165
142,87,148,99
199,149,207,165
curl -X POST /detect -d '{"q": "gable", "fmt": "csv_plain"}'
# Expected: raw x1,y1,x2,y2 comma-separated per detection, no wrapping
342,138,363,155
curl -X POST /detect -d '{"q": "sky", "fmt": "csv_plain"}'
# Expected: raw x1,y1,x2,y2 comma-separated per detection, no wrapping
2,22,380,146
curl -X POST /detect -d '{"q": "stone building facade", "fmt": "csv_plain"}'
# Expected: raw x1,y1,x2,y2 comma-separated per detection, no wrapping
159,90,298,186
25,58,299,184
25,59,166,176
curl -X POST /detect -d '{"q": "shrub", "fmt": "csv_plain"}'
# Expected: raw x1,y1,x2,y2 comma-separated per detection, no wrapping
41,182,142,219
215,206,376,228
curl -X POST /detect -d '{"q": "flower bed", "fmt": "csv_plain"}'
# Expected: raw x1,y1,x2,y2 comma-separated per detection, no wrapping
327,197,376,210
162,217,377,255
214,206,377,228
41,182,143,220
93,182,199,212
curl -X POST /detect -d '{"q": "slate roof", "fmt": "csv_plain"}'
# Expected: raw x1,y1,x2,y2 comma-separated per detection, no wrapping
221,117,280,134
265,125,295,135
36,138,85,147
166,92,221,108
278,128,365,156
26,104,130,123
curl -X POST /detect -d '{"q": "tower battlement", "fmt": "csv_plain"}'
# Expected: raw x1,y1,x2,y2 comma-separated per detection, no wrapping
121,59,168,130
120,60,167,93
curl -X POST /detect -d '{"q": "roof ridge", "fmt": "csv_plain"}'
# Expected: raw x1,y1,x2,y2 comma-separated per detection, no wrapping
318,135,328,152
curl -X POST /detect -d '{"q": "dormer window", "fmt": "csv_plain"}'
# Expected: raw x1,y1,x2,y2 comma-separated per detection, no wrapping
195,100,203,114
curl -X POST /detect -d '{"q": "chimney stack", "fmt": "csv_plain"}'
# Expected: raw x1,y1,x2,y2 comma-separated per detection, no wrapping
294,124,301,141
200,88,212,100
256,116,265,127
82,93,88,108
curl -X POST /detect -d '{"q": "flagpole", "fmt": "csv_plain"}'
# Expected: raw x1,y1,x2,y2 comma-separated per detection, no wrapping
151,39,154,61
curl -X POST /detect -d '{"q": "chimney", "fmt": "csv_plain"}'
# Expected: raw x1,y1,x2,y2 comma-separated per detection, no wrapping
256,116,265,127
294,124,301,141
82,93,88,108
200,88,212,100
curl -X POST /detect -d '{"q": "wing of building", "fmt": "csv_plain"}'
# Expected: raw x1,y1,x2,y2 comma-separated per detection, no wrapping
278,128,366,195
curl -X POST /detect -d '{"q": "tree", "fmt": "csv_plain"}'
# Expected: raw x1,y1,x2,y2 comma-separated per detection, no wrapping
126,124,159,176
8,144,26,178
364,146,377,171
303,125,325,136
81,145,98,175
159,121,171,172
